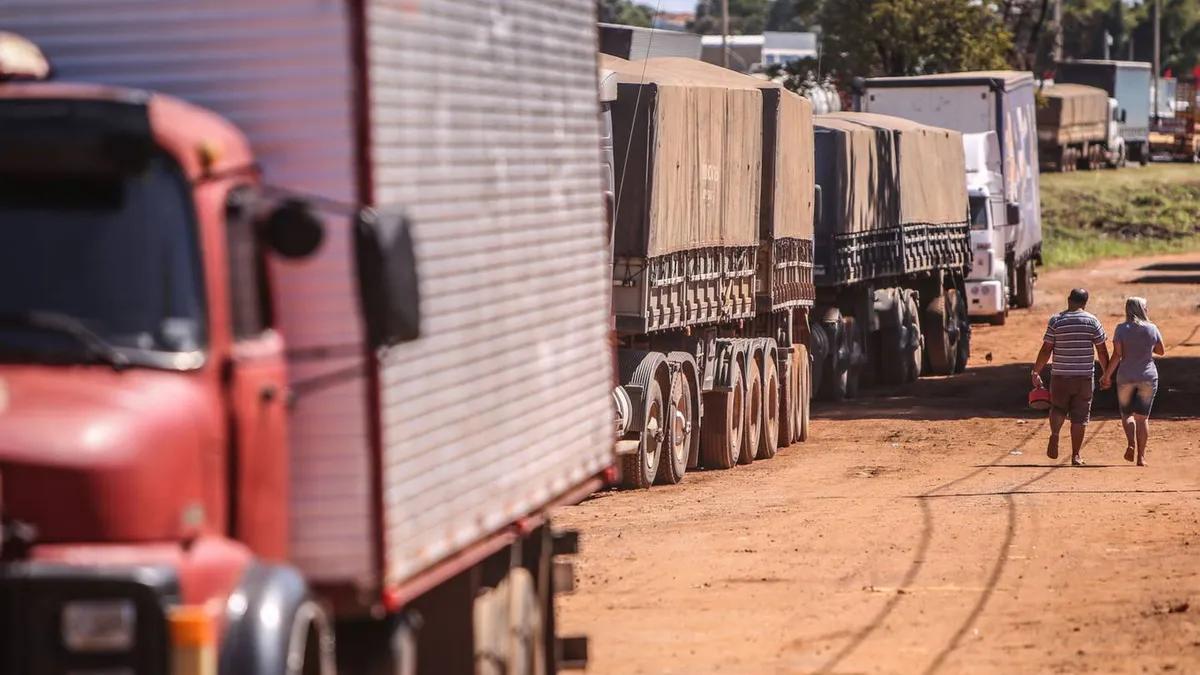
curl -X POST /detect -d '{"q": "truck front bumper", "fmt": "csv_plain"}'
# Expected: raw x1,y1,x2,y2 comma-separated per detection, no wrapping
0,561,177,674
966,280,1005,317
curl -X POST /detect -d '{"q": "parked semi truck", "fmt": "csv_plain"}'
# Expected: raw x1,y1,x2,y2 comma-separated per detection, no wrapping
1149,77,1200,162
0,1,615,672
1055,59,1153,165
811,112,972,397
861,71,1043,312
1037,83,1126,171
600,55,816,486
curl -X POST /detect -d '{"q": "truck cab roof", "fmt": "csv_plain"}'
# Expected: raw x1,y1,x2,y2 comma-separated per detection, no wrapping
0,81,253,180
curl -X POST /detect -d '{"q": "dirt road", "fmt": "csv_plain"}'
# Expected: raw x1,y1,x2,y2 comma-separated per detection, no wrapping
556,253,1200,674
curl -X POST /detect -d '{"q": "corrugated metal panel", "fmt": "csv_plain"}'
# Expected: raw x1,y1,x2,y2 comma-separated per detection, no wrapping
3,1,376,587
364,0,616,587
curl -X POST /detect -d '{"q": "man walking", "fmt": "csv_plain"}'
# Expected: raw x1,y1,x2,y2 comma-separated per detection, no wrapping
1031,288,1110,466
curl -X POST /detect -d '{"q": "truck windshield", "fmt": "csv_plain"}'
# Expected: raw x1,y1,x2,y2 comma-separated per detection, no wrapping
0,154,206,368
969,196,989,231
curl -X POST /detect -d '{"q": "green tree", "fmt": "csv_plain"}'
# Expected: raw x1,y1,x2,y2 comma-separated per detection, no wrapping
765,0,822,31
819,0,1013,77
597,0,654,27
690,0,771,34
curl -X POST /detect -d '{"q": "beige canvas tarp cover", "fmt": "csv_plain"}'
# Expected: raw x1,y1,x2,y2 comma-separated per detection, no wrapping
815,112,966,234
634,57,816,242
601,54,763,256
1037,83,1108,144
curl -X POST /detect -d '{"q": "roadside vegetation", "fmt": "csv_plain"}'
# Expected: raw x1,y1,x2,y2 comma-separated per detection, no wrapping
1041,164,1200,269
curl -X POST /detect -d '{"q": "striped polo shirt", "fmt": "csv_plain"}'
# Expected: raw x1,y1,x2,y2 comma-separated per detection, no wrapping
1044,309,1106,378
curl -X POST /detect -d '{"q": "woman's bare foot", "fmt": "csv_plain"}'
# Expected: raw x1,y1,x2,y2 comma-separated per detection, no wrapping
1047,434,1060,460
1124,446,1136,463
1136,453,1147,467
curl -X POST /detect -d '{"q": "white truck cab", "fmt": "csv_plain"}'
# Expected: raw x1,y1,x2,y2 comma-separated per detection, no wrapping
963,132,1009,324
1107,97,1126,165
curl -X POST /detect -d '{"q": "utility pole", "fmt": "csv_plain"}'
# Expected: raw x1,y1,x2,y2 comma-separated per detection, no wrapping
721,0,730,69
1053,0,1063,63
1153,0,1161,119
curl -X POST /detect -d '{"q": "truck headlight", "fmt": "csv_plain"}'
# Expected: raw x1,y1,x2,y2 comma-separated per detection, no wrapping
61,599,137,652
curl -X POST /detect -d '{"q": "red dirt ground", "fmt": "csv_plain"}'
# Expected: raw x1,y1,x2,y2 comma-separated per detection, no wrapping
556,252,1200,674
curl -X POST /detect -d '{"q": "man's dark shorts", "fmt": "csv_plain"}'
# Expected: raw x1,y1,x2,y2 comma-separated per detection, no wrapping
1050,375,1094,425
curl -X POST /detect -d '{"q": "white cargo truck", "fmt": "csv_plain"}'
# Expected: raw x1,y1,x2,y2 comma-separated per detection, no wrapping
862,72,1044,310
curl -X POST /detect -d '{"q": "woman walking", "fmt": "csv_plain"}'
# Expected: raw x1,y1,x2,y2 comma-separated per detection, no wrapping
1101,297,1165,466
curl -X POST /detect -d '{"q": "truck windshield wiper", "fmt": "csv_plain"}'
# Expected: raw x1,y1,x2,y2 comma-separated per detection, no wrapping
0,311,130,370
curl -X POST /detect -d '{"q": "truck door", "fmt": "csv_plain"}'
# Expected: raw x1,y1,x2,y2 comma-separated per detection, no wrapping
223,186,290,561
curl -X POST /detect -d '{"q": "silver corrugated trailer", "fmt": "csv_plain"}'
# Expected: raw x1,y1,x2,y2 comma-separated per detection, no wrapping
6,1,613,671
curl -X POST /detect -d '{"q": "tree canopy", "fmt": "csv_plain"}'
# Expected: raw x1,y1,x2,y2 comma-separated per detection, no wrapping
819,0,1013,77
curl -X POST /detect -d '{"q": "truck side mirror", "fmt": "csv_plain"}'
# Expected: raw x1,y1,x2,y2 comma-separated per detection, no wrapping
1006,202,1021,227
1120,109,1127,123
355,209,420,348
813,184,823,225
263,199,324,258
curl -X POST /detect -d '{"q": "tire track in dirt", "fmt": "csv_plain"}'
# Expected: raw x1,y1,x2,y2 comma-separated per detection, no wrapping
921,420,1112,674
814,422,1046,674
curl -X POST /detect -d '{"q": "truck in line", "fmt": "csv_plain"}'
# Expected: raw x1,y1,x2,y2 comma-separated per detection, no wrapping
1055,59,1154,166
1036,83,1127,171
0,1,615,672
600,55,816,486
860,71,1043,317
810,113,973,397
1149,77,1200,162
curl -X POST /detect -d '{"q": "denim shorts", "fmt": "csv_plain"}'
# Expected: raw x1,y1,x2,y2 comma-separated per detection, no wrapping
1117,379,1158,417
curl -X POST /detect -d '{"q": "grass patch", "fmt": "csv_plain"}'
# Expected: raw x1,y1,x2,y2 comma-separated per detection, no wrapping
1040,163,1200,269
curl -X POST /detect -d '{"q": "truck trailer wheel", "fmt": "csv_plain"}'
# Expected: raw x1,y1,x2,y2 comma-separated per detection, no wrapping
777,353,795,448
903,293,923,383
922,291,963,376
756,356,781,460
796,345,811,442
951,289,971,374
656,369,693,485
738,360,762,465
1015,260,1035,309
701,366,744,469
474,567,546,675
620,378,663,489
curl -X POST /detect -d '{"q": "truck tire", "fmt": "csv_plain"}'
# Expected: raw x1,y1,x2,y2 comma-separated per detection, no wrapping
757,356,781,460
777,353,795,448
1015,260,1035,309
738,359,762,465
474,567,546,675
844,317,864,398
951,289,971,374
819,319,849,401
700,367,744,470
797,345,811,442
922,293,954,376
1139,142,1150,166
899,292,923,383
656,369,692,485
620,378,663,489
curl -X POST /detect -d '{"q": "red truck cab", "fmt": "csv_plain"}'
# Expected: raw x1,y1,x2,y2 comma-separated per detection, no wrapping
0,36,328,674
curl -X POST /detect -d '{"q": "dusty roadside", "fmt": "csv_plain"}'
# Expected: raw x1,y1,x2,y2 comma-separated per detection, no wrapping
556,252,1200,674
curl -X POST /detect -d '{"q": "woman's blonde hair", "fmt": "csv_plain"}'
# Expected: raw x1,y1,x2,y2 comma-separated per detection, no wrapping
1125,296,1150,325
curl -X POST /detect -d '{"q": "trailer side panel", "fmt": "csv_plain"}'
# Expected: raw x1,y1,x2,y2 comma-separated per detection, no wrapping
364,0,616,590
